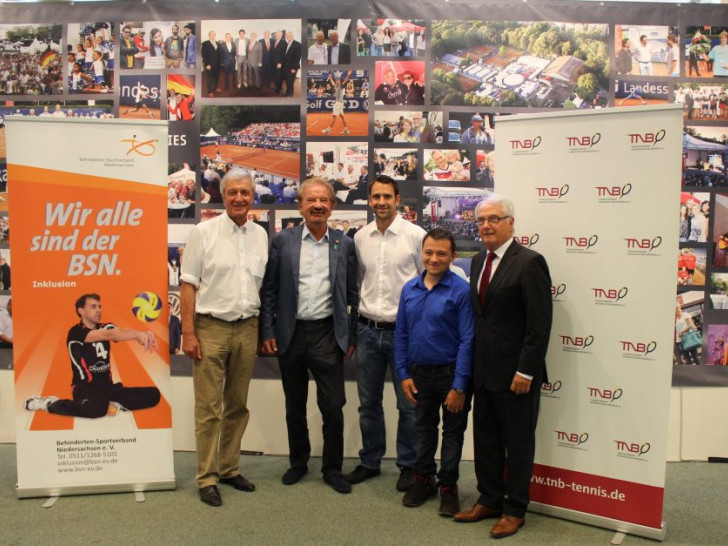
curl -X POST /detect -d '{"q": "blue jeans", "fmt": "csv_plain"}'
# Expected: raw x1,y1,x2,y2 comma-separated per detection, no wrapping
355,324,417,469
411,364,471,485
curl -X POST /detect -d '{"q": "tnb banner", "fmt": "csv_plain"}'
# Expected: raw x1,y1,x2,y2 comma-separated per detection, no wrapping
496,106,682,540
6,117,174,497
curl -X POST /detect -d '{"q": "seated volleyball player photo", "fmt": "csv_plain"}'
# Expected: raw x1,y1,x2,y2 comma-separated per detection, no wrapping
24,293,161,418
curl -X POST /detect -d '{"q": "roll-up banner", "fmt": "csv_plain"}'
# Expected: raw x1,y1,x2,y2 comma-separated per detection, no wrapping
6,118,174,498
497,105,683,540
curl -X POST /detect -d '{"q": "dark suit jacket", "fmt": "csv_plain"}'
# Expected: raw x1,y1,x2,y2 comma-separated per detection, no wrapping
261,225,358,355
201,40,219,69
218,41,236,69
272,39,287,66
260,38,274,66
470,241,552,391
283,40,302,71
328,43,350,64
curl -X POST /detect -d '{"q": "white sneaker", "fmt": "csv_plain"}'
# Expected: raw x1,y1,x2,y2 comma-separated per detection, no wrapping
341,128,350,135
25,396,59,411
322,127,331,134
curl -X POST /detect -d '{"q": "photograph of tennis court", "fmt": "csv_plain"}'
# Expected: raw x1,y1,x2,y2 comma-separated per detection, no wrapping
306,69,369,137
199,105,300,204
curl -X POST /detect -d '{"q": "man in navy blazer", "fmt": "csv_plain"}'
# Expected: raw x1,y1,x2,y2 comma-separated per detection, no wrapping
261,177,358,494
454,193,552,539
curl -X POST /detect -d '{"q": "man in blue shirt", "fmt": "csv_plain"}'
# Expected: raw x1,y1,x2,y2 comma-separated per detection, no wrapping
394,228,475,517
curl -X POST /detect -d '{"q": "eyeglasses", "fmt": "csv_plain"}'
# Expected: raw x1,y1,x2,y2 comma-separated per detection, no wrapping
402,76,413,81
476,215,510,226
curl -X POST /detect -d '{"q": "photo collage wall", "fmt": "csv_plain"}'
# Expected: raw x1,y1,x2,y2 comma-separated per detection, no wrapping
0,3,727,385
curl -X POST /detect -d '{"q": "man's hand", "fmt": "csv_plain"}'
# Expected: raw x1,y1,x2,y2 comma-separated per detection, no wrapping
136,331,157,352
510,374,532,395
345,345,355,359
261,338,278,355
182,331,202,360
444,389,465,413
401,378,418,405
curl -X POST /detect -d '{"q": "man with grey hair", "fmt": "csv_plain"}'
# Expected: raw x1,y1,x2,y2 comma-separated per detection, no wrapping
454,193,552,538
180,168,269,507
261,177,358,494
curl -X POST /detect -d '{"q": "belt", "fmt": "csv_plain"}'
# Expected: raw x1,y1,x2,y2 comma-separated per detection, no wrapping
358,316,396,330
197,313,254,323
296,316,333,326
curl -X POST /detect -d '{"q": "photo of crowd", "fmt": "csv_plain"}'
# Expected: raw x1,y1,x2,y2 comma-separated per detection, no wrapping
423,149,471,181
372,148,417,181
200,105,300,205
431,20,609,108
682,125,728,188
447,112,496,147
0,24,63,96
306,142,368,204
675,291,703,365
306,69,369,136
614,25,679,77
373,111,441,143
67,23,114,93
675,83,728,121
120,21,196,70
474,151,495,187
684,26,728,79
200,19,301,98
421,186,491,242
168,163,197,219
373,60,425,105
306,19,353,66
166,74,195,121
355,19,426,58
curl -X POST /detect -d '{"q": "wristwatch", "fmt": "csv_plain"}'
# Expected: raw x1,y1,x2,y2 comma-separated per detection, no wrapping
454,388,465,395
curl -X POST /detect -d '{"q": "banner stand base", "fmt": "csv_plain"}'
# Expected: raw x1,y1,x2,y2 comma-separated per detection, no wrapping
16,478,176,499
529,502,667,541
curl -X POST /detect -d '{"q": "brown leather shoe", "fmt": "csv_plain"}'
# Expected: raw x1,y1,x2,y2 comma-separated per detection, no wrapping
489,515,525,538
453,503,502,522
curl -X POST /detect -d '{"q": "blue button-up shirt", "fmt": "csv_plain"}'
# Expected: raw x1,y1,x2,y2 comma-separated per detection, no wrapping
394,270,474,391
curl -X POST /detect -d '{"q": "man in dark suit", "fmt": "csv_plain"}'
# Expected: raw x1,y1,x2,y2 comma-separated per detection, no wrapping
260,30,275,89
201,30,220,97
261,177,358,495
218,33,236,92
327,30,350,65
272,31,287,94
454,193,552,539
281,30,301,97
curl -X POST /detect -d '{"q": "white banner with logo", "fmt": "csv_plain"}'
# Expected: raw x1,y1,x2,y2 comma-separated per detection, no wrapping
496,105,682,539
6,117,174,497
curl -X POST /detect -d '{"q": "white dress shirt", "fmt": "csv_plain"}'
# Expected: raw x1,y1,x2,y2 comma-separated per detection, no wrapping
354,214,425,322
180,213,268,321
297,225,332,320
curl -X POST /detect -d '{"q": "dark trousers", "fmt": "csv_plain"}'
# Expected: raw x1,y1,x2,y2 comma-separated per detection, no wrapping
411,364,470,485
278,319,345,474
205,67,219,93
473,384,540,518
48,382,160,419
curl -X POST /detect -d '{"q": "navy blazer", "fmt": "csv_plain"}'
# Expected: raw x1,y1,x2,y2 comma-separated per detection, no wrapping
261,225,358,355
469,241,552,391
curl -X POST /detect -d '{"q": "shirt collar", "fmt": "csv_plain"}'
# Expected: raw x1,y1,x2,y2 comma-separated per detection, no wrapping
302,223,329,243
372,212,403,237
415,268,454,289
490,236,514,260
222,212,247,233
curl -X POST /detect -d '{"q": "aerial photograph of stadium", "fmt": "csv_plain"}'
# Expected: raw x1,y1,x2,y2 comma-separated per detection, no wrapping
430,20,609,108
199,105,300,204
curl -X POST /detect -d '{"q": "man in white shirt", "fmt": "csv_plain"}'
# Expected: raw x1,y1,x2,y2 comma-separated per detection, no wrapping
180,168,269,507
235,29,249,88
633,34,653,76
345,174,425,492
307,31,328,66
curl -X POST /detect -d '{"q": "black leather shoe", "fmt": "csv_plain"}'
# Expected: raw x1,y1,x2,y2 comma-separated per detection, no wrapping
220,474,256,492
323,472,352,494
438,484,460,517
402,474,436,507
396,467,414,492
199,485,222,506
282,466,308,485
344,465,381,484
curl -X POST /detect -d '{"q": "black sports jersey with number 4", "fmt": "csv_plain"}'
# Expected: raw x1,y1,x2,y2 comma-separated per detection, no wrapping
67,322,116,386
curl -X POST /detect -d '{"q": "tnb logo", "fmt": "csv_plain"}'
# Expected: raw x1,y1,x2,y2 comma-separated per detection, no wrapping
536,184,569,199
510,136,541,150
566,132,600,149
555,431,589,445
628,129,665,146
514,234,539,248
541,380,562,393
588,387,623,401
596,183,632,198
560,335,594,349
564,235,598,249
615,440,650,456
625,236,662,251
551,283,566,299
620,340,657,355
592,286,628,302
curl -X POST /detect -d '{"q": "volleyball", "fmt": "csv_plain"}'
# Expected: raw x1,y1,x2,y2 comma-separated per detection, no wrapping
132,291,163,322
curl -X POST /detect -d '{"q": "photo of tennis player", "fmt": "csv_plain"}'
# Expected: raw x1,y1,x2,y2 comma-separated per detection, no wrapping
24,293,161,419
119,74,161,119
306,69,369,136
